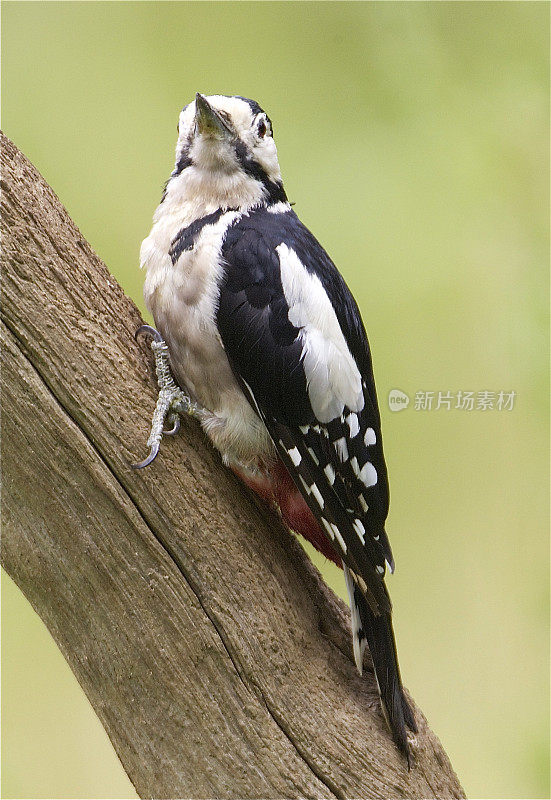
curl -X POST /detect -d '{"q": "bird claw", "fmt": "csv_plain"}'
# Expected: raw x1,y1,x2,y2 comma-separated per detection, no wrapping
132,440,160,470
135,324,164,344
164,413,181,436
132,325,202,469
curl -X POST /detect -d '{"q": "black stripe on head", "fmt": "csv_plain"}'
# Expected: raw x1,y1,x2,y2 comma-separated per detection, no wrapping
232,95,265,118
234,140,287,205
230,97,282,202
232,95,274,135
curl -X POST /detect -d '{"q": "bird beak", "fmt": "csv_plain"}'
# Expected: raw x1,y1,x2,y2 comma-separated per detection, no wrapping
194,93,234,139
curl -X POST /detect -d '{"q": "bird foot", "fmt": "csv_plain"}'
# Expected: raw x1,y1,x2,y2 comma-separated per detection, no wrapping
132,325,203,469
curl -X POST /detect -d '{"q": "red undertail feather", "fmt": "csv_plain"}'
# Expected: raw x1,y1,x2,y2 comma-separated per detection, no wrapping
233,459,341,566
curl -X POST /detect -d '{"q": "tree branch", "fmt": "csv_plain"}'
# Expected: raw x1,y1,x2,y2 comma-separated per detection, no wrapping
0,132,465,799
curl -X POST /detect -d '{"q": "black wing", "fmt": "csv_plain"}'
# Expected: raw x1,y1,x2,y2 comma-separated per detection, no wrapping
217,205,416,756
218,207,391,595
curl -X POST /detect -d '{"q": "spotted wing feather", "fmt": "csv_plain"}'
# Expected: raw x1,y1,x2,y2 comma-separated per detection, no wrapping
217,205,416,754
218,207,392,595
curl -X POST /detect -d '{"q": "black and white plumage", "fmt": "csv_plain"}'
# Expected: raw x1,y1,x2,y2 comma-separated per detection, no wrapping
140,93,416,760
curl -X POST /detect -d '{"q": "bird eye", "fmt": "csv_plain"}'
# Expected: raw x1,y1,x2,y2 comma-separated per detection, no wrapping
256,116,271,139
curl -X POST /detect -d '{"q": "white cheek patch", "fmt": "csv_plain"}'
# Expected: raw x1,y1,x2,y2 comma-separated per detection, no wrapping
252,136,282,185
277,244,364,423
175,105,196,152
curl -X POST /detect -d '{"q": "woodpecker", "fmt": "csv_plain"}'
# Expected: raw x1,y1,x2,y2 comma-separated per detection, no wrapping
137,93,417,761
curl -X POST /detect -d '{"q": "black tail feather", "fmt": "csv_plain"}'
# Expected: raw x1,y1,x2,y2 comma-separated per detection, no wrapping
355,584,417,763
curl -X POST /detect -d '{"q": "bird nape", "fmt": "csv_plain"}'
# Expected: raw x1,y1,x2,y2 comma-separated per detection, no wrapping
136,93,417,764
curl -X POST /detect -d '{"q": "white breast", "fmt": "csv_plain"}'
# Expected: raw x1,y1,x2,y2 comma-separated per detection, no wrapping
140,209,274,468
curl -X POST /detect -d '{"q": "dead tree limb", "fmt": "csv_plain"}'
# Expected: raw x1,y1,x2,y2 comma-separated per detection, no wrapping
0,132,465,800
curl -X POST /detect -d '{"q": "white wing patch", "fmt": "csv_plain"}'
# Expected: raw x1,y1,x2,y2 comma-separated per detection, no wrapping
277,244,364,423
287,446,302,466
364,427,376,446
360,461,378,487
346,412,360,438
324,463,336,485
333,436,349,462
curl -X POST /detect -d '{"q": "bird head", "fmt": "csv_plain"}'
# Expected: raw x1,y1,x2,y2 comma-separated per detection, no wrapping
164,94,287,211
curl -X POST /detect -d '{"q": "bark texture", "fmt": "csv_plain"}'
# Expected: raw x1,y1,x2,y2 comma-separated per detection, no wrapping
0,132,465,800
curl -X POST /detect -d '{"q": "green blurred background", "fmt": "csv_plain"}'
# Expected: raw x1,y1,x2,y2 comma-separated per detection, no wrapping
1,2,549,798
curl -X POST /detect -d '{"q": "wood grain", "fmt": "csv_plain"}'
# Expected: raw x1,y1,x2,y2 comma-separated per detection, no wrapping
0,132,465,799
